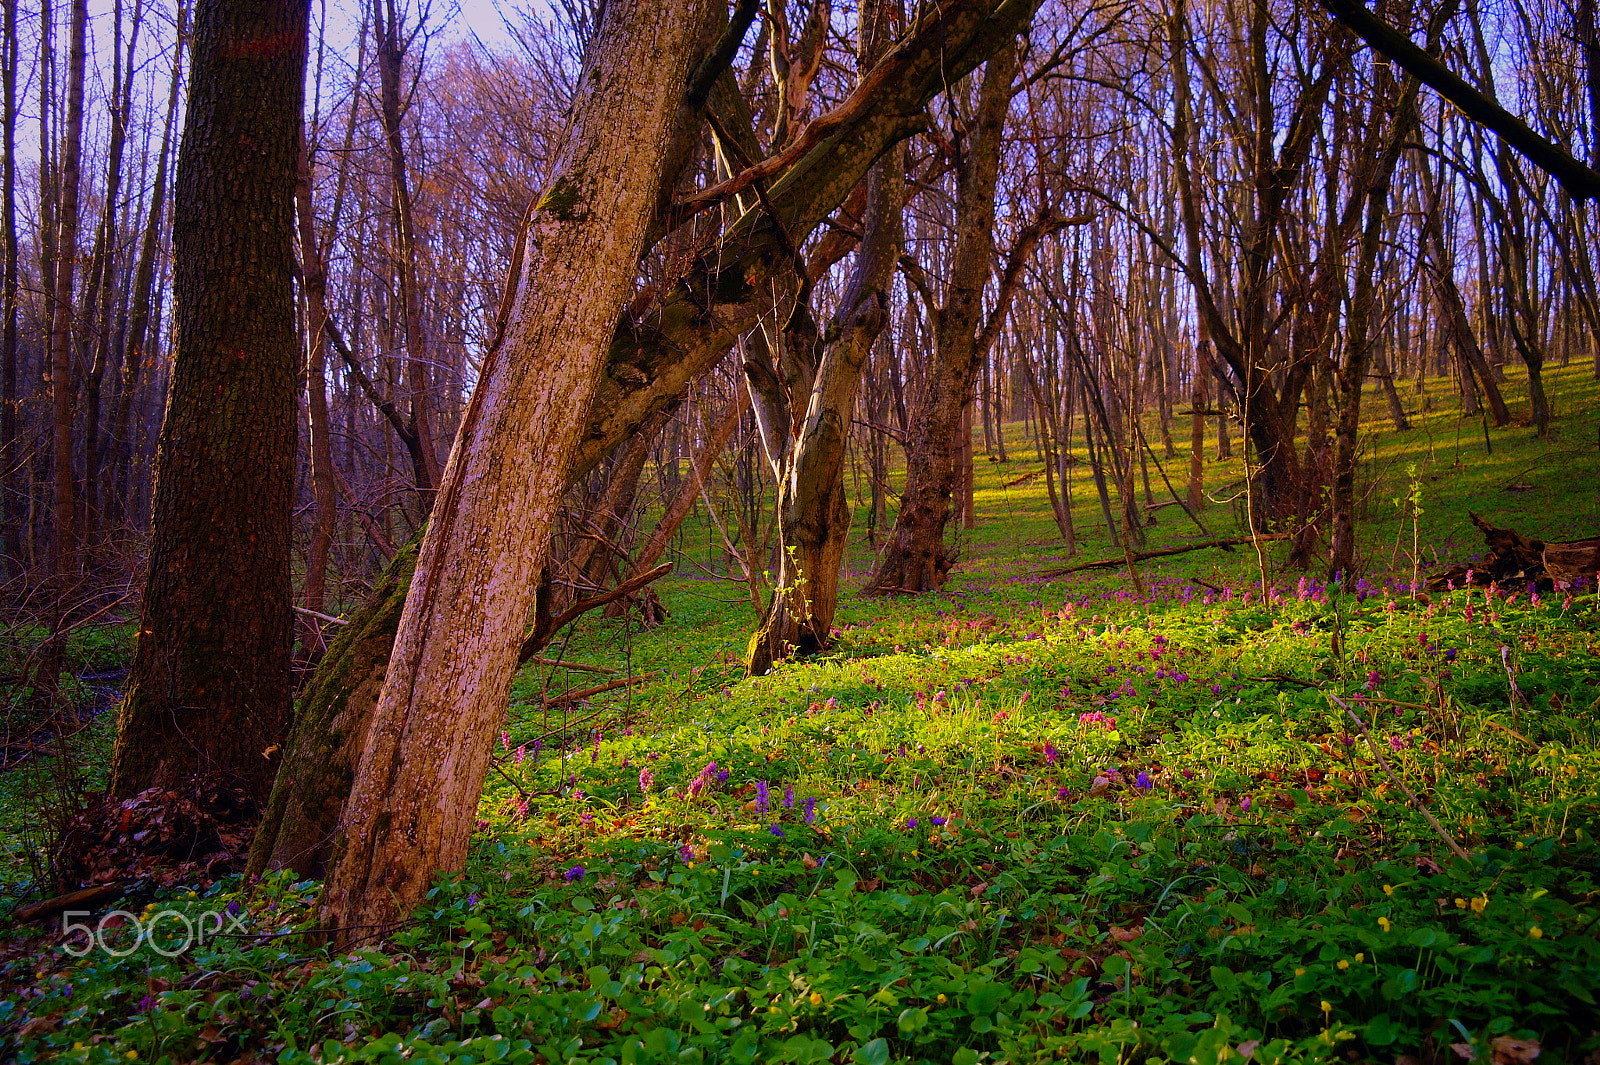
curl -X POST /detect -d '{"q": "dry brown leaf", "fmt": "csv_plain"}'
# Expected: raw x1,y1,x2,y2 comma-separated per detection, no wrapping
1490,1037,1541,1065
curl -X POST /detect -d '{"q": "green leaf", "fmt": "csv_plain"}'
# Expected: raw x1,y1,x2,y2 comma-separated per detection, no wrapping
854,1038,890,1065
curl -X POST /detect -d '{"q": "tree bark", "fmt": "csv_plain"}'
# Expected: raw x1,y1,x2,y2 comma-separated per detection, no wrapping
864,43,1041,594
1,0,21,576
317,0,716,942
109,0,309,806
253,0,1032,883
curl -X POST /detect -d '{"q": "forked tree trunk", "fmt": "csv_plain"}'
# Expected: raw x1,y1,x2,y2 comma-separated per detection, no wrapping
317,0,715,942
746,136,904,674
110,0,309,805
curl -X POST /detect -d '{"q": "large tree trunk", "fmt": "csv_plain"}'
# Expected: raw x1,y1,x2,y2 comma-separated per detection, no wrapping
317,0,716,943
253,0,1033,883
109,0,309,806
864,43,1021,594
248,536,418,878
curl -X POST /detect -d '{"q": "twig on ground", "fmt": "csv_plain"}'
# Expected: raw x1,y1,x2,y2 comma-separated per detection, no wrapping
543,671,663,707
1036,533,1292,578
1327,691,1471,860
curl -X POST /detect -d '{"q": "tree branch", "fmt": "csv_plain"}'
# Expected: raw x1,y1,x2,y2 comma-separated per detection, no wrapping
1320,0,1600,200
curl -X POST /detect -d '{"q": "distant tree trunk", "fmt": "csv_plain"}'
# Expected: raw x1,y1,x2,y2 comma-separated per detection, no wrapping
317,0,715,942
1,0,20,576
80,0,142,555
296,136,339,658
864,43,1025,594
1328,7,1443,581
110,0,309,805
47,0,87,588
373,0,442,503
108,6,185,533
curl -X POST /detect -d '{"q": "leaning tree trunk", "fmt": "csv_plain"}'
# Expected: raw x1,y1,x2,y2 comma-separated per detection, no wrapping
865,43,1018,595
317,0,715,943
109,0,308,806
252,0,1034,881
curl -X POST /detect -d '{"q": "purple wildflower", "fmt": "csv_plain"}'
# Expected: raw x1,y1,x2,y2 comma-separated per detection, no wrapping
784,784,795,808
136,994,156,1012
804,797,817,824
500,730,510,750
930,816,948,826
1043,742,1058,766
770,825,785,837
679,844,694,863
565,866,586,883
756,780,770,813
466,893,480,908
906,818,918,829
639,768,654,794
687,761,719,799
1135,771,1152,790
1240,796,1252,812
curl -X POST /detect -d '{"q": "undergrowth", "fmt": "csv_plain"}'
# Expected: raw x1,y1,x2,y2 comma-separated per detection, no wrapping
2,364,1598,1063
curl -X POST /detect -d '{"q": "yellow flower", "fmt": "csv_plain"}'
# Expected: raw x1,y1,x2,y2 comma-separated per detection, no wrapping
1382,884,1395,897
937,994,948,1004
1294,967,1306,976
1320,1000,1332,1013
1354,953,1365,963
127,1054,139,1061
1337,959,1350,970
1378,917,1391,932
1470,895,1487,914
1530,926,1544,939
809,992,823,1007
1454,897,1467,909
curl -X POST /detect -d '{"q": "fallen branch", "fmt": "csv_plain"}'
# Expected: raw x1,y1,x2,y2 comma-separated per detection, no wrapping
1004,467,1045,488
1483,718,1538,748
12,882,135,926
292,605,349,626
1036,533,1292,578
525,657,618,675
544,671,664,707
1327,691,1471,861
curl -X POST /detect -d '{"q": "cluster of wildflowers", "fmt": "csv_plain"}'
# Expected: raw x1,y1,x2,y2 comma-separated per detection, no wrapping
1078,711,1117,730
686,762,719,799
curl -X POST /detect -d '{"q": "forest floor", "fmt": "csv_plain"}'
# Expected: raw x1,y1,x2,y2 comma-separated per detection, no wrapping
2,362,1599,1063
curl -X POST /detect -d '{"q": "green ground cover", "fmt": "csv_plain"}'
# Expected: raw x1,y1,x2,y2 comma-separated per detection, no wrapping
3,364,1598,1063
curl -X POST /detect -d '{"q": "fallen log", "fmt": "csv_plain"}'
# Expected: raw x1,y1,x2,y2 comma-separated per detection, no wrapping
10,882,135,926
1035,533,1292,579
1426,512,1600,591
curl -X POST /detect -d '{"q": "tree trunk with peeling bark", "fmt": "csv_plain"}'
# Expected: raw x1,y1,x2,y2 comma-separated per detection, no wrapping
316,0,716,942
